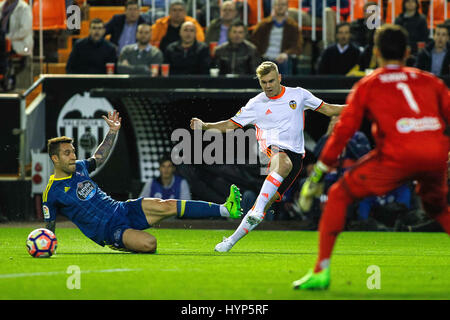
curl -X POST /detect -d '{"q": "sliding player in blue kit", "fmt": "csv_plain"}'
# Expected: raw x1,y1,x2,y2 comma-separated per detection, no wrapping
42,110,242,253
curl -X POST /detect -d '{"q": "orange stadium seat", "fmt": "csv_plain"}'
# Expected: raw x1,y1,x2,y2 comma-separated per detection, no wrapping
288,0,302,8
385,0,404,23
426,0,450,28
288,0,350,16
32,0,67,30
349,0,365,20
235,0,264,25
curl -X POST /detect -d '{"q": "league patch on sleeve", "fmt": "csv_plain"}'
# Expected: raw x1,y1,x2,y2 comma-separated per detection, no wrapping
43,205,50,219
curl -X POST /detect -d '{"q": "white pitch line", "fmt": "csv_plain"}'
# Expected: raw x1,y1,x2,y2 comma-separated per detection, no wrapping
0,268,142,279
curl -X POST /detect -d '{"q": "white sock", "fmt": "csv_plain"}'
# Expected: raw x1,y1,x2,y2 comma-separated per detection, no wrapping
228,211,261,244
253,171,284,214
226,172,283,246
219,205,229,217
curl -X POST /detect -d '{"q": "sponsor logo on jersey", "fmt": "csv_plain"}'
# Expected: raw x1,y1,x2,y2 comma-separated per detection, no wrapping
396,117,441,133
76,180,96,201
265,109,272,115
289,100,297,109
43,205,50,219
64,187,71,193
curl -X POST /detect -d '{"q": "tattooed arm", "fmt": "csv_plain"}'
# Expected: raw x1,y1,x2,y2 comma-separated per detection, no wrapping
92,110,122,166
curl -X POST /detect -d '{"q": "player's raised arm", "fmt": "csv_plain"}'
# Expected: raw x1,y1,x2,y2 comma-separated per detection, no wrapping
190,117,240,132
92,110,122,166
316,102,347,117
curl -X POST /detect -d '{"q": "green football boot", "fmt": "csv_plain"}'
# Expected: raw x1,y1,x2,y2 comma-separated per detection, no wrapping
224,184,242,219
292,268,330,290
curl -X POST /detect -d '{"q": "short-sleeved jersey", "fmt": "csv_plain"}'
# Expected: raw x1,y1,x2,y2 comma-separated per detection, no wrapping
42,159,122,246
230,86,323,155
320,65,450,168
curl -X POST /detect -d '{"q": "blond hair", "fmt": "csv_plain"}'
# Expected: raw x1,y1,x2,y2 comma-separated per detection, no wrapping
256,61,279,78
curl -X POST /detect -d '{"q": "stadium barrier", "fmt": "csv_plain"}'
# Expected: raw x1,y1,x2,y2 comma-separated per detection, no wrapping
0,93,22,176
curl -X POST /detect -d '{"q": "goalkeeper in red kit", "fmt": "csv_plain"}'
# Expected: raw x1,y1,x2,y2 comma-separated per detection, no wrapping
293,24,450,290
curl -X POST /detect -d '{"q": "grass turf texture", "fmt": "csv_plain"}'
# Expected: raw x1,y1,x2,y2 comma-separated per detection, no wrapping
0,227,449,300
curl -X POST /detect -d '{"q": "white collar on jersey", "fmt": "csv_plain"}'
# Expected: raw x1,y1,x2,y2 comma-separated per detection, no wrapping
385,64,402,69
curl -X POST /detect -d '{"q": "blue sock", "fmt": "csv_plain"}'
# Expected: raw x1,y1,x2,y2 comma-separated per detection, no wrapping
177,200,222,219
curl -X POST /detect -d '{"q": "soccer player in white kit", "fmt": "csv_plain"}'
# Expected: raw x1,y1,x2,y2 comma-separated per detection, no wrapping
190,61,346,252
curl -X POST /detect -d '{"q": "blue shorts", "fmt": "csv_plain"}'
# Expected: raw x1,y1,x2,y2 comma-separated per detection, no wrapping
103,198,151,250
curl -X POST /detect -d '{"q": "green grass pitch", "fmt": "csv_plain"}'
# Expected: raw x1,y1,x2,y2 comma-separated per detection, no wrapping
0,227,449,300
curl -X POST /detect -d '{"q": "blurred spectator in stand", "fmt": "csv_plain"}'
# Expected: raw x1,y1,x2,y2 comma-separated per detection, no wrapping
415,23,450,76
152,1,205,53
140,154,191,200
0,0,32,56
213,21,260,75
163,21,210,74
394,0,429,55
0,28,6,77
142,0,166,23
250,0,303,75
186,0,221,27
347,30,378,76
288,0,349,47
317,22,360,74
66,18,117,74
350,1,377,50
0,0,32,88
445,18,450,30
234,0,271,26
205,0,240,46
105,0,147,56
357,43,378,73
118,23,163,75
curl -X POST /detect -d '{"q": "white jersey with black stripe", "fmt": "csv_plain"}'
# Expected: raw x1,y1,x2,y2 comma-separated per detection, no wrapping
230,86,323,154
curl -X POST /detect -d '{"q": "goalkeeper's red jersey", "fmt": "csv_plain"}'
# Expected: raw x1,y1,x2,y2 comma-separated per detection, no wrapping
320,65,450,169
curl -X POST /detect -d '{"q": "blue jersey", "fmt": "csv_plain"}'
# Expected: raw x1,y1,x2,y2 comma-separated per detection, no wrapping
42,159,122,246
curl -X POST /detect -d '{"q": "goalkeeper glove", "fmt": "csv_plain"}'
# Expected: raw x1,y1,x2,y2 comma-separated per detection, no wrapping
309,161,329,184
298,161,329,212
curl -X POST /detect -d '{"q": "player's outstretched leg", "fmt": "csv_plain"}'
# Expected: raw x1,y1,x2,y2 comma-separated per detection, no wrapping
121,229,157,253
215,194,277,252
214,208,267,252
143,184,242,226
222,184,243,219
215,153,291,252
177,184,242,219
